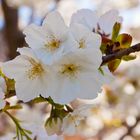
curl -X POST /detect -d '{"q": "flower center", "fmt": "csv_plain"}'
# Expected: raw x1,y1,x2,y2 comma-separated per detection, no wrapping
61,64,80,78
79,39,85,48
27,59,45,80
45,39,61,52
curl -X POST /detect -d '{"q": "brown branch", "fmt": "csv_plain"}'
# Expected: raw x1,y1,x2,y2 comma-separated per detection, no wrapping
102,43,140,65
1,0,25,60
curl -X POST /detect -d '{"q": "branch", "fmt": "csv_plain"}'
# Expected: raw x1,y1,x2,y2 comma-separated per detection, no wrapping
1,0,25,60
102,43,140,65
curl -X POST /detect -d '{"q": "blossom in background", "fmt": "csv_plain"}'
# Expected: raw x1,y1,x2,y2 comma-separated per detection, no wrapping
24,11,76,64
2,47,55,102
71,9,122,38
6,0,56,17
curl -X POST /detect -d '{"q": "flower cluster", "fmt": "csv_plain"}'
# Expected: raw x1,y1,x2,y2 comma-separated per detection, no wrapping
0,8,132,140
1,9,118,104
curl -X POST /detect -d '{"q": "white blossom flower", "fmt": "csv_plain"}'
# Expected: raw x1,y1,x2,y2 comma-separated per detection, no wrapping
50,49,113,103
24,11,76,64
71,9,122,38
2,47,54,102
70,23,101,50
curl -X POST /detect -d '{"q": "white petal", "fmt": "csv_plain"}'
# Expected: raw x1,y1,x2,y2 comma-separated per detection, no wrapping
70,23,90,41
61,33,78,53
42,11,68,39
70,9,99,30
15,79,45,101
34,47,64,65
17,47,39,61
98,9,122,35
55,78,80,103
70,23,101,50
78,74,101,99
2,55,30,80
23,24,46,49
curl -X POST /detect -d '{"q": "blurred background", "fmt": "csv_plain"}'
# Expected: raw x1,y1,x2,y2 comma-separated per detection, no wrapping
1,0,140,140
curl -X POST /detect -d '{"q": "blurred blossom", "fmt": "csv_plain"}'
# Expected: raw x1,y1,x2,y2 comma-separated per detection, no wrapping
6,0,56,17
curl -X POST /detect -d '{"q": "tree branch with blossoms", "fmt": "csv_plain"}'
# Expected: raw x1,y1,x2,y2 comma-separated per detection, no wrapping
1,8,140,140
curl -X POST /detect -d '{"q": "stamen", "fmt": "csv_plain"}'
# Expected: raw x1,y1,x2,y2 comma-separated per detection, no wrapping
27,59,45,80
61,64,80,78
79,39,86,48
45,38,61,52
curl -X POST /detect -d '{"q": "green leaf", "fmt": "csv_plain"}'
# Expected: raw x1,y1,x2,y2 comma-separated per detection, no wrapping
116,33,132,49
122,54,136,61
108,59,121,72
112,22,121,41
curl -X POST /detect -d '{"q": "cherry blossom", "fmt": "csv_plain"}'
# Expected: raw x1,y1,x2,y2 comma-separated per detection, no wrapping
24,11,76,64
2,47,55,102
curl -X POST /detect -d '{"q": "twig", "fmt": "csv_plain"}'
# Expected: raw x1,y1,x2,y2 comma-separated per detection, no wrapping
1,0,25,59
102,43,140,65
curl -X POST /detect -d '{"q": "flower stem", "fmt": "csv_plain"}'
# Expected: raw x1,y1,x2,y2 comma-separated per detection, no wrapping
4,110,32,140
